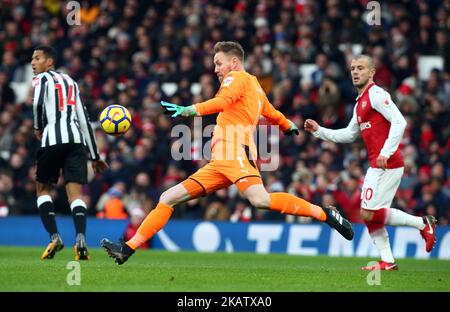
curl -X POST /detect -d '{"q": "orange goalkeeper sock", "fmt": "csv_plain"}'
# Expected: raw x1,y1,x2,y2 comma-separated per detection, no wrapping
126,202,174,250
269,193,326,221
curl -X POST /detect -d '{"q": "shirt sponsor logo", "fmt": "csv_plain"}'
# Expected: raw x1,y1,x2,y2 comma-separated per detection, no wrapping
223,76,234,87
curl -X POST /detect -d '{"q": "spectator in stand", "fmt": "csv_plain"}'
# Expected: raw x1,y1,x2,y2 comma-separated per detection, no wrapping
96,182,128,220
0,0,448,227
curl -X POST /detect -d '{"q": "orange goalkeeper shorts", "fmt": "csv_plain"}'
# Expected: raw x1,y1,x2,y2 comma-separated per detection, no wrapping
182,158,262,198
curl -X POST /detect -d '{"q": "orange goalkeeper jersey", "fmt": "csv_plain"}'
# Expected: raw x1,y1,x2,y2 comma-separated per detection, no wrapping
193,71,291,161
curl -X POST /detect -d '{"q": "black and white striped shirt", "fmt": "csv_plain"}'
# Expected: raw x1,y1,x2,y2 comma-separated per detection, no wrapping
32,70,100,160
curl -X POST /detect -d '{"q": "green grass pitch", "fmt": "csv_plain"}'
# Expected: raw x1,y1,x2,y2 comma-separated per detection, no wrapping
0,246,448,292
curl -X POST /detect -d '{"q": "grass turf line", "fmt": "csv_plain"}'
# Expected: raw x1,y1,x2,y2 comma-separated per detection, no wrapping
0,246,448,292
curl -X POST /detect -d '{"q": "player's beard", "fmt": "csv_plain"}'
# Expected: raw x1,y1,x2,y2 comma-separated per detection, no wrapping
353,76,370,90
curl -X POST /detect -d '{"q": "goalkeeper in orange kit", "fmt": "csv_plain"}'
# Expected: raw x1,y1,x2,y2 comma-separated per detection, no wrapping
101,41,353,264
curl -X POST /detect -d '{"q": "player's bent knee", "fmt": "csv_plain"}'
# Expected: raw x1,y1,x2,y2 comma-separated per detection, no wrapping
242,183,270,209
159,185,190,207
360,209,374,220
247,194,270,209
159,190,174,205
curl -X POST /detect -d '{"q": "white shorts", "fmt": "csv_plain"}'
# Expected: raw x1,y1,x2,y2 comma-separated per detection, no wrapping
361,167,404,210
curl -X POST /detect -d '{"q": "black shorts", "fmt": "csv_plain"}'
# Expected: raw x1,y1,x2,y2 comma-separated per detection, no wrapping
36,143,88,185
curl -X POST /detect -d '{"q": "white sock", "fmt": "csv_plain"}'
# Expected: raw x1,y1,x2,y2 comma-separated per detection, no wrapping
386,208,425,230
371,228,395,263
70,199,87,210
37,195,52,207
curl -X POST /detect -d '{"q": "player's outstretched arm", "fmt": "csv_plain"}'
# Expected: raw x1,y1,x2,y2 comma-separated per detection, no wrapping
284,119,300,136
304,119,319,133
305,109,360,143
259,90,298,135
160,101,197,117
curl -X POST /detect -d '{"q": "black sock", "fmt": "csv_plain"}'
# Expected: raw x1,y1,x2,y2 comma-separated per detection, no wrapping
72,206,87,235
38,201,58,236
122,243,135,255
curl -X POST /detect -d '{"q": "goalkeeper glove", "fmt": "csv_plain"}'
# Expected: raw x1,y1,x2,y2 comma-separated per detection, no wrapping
284,119,300,136
160,101,197,117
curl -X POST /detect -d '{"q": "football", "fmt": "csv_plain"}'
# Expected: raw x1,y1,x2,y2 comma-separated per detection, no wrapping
99,105,132,136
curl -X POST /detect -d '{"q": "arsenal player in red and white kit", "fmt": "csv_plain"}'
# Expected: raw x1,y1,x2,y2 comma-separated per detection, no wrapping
305,55,437,270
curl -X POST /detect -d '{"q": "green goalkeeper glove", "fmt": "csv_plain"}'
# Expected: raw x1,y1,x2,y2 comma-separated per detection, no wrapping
284,119,300,136
160,101,197,117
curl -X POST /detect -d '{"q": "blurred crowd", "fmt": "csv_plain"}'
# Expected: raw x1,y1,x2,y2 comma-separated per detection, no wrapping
0,0,449,228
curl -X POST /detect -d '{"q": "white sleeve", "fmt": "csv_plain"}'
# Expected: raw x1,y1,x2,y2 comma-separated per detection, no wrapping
369,88,407,158
313,107,360,143
32,74,47,130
